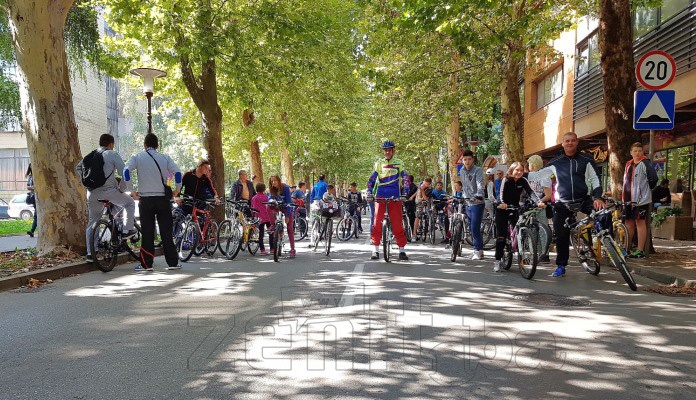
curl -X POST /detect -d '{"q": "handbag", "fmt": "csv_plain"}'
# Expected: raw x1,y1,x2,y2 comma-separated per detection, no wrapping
146,150,173,200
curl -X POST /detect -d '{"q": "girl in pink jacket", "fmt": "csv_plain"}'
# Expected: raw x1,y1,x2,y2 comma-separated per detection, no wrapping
251,183,271,255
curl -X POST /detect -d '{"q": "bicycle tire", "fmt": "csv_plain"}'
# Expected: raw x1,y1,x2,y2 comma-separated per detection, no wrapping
193,222,206,256
203,220,218,256
602,236,637,291
538,222,552,257
518,226,538,280
178,221,199,262
382,219,391,263
429,213,436,245
324,219,333,256
402,215,412,243
247,225,260,255
273,223,283,262
124,222,142,261
311,219,321,251
218,220,242,260
90,220,118,272
450,220,462,262
336,217,353,242
171,209,186,248
614,222,629,254
482,218,496,250
294,217,308,241
502,240,513,270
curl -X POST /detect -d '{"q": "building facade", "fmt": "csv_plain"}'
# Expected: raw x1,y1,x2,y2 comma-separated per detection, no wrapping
523,0,696,195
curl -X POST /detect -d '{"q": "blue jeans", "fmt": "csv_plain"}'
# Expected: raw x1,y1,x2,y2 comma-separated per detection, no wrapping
466,203,485,251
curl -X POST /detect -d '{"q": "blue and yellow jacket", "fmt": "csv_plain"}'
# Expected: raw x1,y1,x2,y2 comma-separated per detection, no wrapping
367,157,410,198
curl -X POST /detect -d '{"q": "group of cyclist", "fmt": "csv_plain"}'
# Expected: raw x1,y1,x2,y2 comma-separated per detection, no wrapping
82,130,657,281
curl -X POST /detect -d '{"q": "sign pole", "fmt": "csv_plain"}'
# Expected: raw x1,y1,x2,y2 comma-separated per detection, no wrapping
649,129,655,161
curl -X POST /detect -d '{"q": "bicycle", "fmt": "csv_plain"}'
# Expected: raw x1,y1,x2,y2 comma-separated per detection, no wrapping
374,197,403,262
605,197,630,255
310,198,338,256
565,202,638,291
428,198,448,244
293,207,308,241
401,203,413,243
217,200,260,260
89,200,142,272
498,202,543,280
177,196,220,262
265,199,298,261
415,199,431,242
336,198,361,241
449,197,467,262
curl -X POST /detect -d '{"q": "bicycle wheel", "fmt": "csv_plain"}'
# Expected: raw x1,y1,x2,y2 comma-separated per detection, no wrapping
324,219,333,256
178,221,199,262
294,217,308,241
273,223,283,262
517,226,538,280
336,217,353,242
205,220,219,256
614,222,629,255
538,222,552,257
602,236,637,291
311,219,321,251
382,219,392,262
90,220,118,272
402,215,413,243
218,220,242,260
193,222,206,256
171,209,186,247
429,213,436,245
124,222,142,261
247,225,260,255
570,228,600,275
450,220,462,262
502,240,513,270
482,218,496,250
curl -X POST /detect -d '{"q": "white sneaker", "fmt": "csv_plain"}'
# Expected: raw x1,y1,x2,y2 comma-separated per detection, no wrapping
472,251,481,260
493,260,501,272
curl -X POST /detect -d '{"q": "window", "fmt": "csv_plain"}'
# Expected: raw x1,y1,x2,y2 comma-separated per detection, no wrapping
536,66,563,109
575,32,600,78
634,0,692,39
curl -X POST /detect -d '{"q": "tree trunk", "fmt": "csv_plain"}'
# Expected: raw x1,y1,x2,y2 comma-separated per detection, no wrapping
280,147,295,186
447,51,461,191
499,44,525,164
598,0,640,199
249,139,263,184
178,55,225,221
6,0,87,255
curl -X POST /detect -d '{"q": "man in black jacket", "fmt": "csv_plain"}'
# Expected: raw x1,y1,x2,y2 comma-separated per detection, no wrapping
546,132,605,278
230,169,255,203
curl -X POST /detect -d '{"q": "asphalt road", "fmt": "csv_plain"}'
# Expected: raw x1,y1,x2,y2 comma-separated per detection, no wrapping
1,221,694,399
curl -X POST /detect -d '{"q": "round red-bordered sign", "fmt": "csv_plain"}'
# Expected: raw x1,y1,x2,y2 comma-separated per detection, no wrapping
636,50,676,90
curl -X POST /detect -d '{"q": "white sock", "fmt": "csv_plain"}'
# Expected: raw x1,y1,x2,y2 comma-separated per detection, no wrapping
399,247,405,253
374,246,379,253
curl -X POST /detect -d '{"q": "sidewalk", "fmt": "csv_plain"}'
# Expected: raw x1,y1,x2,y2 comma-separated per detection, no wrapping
0,234,36,253
629,238,696,287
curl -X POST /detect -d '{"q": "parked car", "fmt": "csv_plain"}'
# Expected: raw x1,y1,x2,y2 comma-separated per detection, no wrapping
0,199,10,219
7,194,34,220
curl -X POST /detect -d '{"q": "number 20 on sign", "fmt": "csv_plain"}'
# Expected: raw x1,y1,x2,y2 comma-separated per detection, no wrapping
635,50,676,90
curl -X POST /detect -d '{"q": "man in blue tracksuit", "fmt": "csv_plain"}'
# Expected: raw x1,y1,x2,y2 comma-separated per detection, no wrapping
545,132,605,278
310,174,328,203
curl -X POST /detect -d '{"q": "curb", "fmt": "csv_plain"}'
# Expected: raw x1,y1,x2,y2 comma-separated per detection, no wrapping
0,248,164,292
630,265,696,288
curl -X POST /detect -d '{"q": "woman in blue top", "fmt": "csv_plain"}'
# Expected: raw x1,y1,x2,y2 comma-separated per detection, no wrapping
269,174,296,258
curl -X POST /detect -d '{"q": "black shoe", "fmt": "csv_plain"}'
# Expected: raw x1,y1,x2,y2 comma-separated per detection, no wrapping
398,252,409,261
540,254,550,263
370,252,379,260
85,255,94,262
27,231,34,238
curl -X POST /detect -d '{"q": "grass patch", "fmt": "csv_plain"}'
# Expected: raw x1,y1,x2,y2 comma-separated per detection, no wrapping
0,220,32,237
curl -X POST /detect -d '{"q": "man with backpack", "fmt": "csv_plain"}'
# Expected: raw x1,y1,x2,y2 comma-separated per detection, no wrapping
77,134,136,261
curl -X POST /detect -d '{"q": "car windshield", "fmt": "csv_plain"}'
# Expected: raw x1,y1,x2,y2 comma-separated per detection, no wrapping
12,196,26,203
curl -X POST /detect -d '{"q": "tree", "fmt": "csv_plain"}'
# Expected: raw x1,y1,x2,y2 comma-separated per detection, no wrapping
1,0,93,255
597,0,642,197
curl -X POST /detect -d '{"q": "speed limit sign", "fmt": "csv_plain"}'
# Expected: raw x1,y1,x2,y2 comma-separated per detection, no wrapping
636,50,676,90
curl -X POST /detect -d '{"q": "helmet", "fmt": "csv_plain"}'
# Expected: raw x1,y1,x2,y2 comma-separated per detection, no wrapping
381,140,395,149
485,168,495,175
322,193,335,202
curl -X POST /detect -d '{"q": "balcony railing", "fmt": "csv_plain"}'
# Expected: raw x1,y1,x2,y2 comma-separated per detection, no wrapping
573,4,696,120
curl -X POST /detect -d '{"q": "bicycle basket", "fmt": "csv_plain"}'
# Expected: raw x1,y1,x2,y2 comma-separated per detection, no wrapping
320,200,341,218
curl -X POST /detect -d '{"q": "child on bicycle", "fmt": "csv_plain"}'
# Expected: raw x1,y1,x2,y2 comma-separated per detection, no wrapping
251,182,271,255
494,162,545,272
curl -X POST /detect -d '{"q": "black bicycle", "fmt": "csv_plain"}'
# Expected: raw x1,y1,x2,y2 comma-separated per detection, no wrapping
375,197,403,262
90,200,142,272
336,198,361,241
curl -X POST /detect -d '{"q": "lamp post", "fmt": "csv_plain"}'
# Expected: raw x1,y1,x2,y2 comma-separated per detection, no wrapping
129,68,166,134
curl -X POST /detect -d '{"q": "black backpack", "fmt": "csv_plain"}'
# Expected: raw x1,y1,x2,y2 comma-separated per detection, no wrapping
77,149,111,190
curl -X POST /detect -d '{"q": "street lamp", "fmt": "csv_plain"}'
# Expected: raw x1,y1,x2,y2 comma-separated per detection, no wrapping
130,67,166,134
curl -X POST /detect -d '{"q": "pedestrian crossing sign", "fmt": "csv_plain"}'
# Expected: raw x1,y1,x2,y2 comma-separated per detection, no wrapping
633,90,675,130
